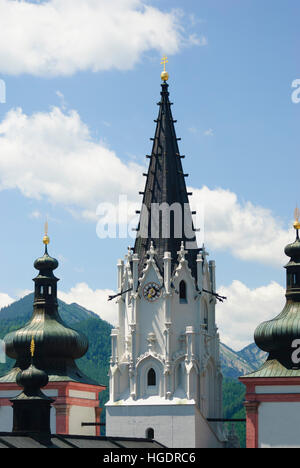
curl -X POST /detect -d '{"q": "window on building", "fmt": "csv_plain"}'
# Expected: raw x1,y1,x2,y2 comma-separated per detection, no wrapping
147,368,156,386
294,273,298,286
203,303,208,330
179,280,187,303
48,286,52,295
40,286,44,294
146,428,154,440
177,362,183,388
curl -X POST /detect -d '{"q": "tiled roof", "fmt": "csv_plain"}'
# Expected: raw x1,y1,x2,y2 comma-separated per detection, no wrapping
0,433,165,449
242,358,300,379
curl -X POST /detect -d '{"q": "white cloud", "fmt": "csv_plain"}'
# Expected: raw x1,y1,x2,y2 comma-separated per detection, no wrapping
29,210,42,219
216,280,285,351
0,293,14,309
17,289,32,299
0,106,143,217
191,186,293,267
188,127,198,134
0,0,204,76
58,282,117,325
188,34,207,46
203,128,214,137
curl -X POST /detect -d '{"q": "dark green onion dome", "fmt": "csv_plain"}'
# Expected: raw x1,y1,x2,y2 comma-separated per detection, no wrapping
16,362,49,399
34,248,59,273
0,240,97,385
284,231,300,264
254,229,300,369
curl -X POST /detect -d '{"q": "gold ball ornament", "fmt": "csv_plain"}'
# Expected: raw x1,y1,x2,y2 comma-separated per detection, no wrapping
294,221,300,230
161,70,169,82
43,235,50,245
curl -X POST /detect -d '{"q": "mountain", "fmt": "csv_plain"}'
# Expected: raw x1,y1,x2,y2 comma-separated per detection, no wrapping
237,342,267,369
220,343,254,379
0,293,98,323
220,342,267,379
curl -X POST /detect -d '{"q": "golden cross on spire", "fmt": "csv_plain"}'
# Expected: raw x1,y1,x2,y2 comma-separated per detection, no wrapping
161,55,168,72
161,56,169,82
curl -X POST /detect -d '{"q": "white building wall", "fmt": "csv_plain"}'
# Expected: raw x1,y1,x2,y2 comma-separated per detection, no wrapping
258,401,300,448
106,403,224,448
0,405,13,432
69,405,96,436
69,389,96,400
106,404,195,448
256,386,300,394
195,406,224,449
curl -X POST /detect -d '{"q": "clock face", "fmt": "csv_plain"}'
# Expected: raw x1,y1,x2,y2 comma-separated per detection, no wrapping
143,282,161,302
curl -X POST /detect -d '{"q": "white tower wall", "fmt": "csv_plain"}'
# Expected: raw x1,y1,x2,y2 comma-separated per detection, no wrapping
106,244,225,448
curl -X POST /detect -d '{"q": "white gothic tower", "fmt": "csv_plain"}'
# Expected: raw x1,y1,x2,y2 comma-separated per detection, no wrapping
106,74,225,448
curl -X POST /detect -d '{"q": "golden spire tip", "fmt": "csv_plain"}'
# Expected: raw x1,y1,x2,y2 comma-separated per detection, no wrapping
43,220,50,245
294,206,300,230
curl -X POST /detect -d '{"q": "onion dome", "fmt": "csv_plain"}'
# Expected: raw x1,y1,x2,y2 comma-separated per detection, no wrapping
16,363,49,397
284,231,300,265
34,249,59,274
254,217,300,370
15,339,50,398
0,228,97,385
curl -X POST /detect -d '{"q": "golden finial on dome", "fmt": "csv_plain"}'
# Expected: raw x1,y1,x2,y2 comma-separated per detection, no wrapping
294,206,300,230
30,337,35,358
161,55,169,82
43,220,50,245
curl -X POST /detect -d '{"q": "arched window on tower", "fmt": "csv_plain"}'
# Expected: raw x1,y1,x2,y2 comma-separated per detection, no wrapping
203,302,208,331
293,273,298,287
146,428,154,440
147,368,156,386
176,361,184,390
179,280,187,303
177,363,182,387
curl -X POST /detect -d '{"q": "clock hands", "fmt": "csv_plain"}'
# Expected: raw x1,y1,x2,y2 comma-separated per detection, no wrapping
148,288,156,299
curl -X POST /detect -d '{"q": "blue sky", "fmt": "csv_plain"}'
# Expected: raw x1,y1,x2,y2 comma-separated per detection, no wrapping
0,0,299,349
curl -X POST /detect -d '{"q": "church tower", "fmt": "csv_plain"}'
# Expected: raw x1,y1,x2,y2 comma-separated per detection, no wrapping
105,62,225,448
240,210,300,448
0,227,105,435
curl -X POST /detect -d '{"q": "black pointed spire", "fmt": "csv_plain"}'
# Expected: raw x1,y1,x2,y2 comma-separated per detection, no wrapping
134,80,199,278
